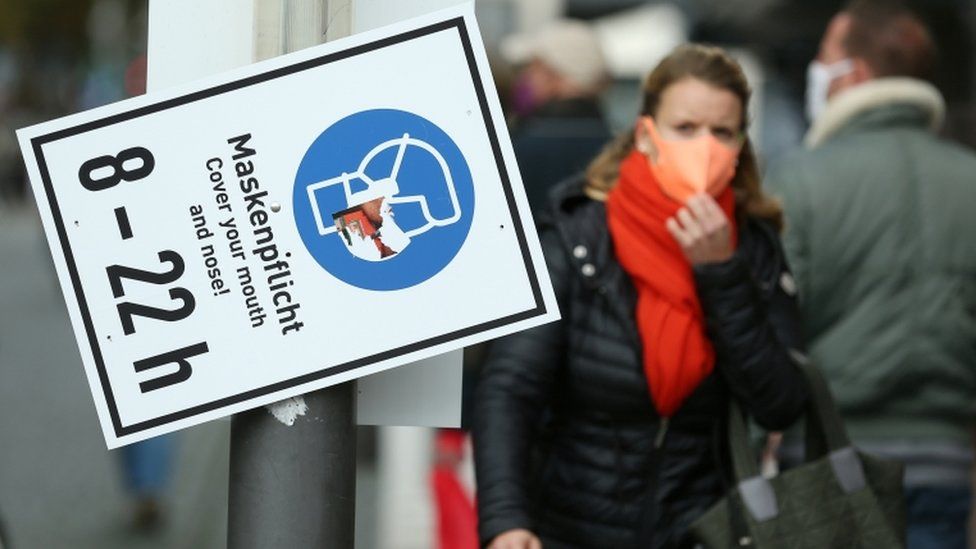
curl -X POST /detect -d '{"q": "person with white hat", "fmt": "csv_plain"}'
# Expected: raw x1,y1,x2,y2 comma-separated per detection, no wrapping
501,19,612,213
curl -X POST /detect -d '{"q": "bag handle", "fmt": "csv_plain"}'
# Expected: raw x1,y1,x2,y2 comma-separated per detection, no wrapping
728,354,851,478
789,351,851,459
727,353,868,522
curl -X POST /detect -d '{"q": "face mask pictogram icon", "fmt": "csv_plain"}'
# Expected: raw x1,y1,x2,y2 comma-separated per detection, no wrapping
306,133,463,262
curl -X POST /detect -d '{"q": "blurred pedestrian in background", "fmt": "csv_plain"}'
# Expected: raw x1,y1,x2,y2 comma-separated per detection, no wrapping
473,44,808,549
766,1,976,548
118,435,174,532
501,19,611,214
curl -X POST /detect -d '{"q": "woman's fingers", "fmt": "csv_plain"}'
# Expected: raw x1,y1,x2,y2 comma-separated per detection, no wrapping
667,195,735,265
700,193,730,228
488,529,541,549
666,217,691,247
685,194,711,228
689,193,728,235
676,207,703,240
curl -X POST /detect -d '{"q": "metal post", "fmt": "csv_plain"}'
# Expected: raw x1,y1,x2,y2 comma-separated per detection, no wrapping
228,2,355,548
228,387,357,548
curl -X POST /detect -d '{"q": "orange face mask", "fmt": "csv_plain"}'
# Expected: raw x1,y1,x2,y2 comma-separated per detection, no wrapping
640,117,740,204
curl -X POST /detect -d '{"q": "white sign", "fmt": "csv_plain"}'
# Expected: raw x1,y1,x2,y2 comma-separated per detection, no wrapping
18,4,559,448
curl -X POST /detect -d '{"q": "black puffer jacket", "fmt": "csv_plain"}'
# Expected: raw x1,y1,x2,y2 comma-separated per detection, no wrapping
473,178,809,549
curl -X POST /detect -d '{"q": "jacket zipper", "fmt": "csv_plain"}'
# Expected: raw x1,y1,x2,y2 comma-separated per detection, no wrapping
638,417,670,548
655,417,670,449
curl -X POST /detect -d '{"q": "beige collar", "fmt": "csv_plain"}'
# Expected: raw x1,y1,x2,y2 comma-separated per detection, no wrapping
805,77,945,149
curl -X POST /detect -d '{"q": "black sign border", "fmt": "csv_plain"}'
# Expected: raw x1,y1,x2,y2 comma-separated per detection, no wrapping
31,17,546,439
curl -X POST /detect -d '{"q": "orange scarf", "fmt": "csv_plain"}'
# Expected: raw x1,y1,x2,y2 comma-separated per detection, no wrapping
606,150,738,417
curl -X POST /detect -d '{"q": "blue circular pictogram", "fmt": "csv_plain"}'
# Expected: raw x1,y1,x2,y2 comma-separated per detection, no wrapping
293,109,475,291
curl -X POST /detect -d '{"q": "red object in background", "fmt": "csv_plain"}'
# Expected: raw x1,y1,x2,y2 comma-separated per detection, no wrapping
124,54,147,97
432,429,478,549
436,428,466,457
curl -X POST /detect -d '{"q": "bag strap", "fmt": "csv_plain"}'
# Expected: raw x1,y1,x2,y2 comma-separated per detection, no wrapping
712,417,754,546
726,353,868,523
728,354,857,476
727,401,780,522
728,399,761,481
792,352,851,459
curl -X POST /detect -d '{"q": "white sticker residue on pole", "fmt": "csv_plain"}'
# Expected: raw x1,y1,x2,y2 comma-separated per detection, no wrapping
267,397,309,426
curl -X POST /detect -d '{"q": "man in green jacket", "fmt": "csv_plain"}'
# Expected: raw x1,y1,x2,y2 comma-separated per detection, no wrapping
765,1,976,547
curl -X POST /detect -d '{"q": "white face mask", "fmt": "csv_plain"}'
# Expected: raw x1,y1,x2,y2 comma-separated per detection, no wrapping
805,58,854,122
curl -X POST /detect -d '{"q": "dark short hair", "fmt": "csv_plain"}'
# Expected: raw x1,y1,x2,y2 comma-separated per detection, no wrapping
844,0,937,80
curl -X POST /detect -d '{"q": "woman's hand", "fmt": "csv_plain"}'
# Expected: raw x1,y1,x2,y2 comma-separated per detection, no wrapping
665,193,735,265
488,528,542,549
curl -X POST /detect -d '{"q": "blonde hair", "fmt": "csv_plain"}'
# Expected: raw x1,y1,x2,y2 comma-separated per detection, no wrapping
585,44,783,230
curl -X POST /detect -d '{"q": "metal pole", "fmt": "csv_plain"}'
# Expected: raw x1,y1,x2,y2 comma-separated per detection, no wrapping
228,387,357,548
228,2,355,548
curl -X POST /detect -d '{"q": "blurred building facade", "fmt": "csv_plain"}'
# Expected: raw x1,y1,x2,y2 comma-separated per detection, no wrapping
0,0,146,203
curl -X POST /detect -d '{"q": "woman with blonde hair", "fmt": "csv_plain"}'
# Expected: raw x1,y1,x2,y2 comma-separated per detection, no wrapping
473,44,809,549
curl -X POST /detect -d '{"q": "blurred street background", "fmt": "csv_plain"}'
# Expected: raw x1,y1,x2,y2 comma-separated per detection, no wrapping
1,0,974,548
0,204,230,548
